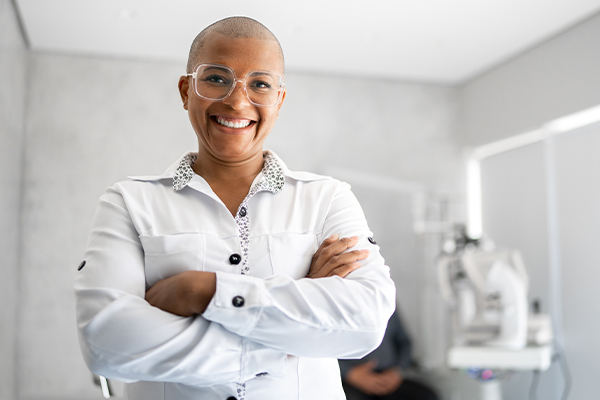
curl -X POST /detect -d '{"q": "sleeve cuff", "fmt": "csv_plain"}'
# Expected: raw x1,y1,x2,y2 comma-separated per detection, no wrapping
202,271,273,336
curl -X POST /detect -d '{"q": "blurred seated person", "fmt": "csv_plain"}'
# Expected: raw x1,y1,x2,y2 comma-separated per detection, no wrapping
339,309,438,400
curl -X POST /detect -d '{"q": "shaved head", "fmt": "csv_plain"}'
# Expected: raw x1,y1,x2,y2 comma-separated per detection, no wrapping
187,16,284,74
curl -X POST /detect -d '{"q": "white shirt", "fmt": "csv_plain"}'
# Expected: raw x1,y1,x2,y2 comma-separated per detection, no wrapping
75,151,396,400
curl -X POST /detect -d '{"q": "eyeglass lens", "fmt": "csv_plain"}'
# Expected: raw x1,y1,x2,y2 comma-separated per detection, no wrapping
195,65,283,106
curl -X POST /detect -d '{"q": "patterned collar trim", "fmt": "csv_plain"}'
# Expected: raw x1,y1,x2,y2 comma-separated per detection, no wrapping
172,153,197,191
172,152,285,194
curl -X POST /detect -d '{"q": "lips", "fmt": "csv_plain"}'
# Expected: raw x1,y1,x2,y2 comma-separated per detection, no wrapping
212,115,255,129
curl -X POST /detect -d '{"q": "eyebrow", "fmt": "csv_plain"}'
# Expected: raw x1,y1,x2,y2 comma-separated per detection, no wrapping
199,65,279,79
250,71,275,77
201,65,230,73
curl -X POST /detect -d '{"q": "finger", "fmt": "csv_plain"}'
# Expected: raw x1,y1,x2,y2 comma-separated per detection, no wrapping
312,248,370,278
309,260,357,279
311,234,339,263
309,236,365,278
319,236,359,260
322,249,369,270
309,235,340,277
325,262,361,278
380,379,397,394
365,385,381,396
375,376,393,391
317,242,365,271
310,235,353,276
316,236,359,266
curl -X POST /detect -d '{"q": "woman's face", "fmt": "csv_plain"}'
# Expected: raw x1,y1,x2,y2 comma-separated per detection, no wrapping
179,33,285,163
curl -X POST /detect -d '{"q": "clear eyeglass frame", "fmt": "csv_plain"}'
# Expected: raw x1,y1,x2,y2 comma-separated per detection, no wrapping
187,63,286,107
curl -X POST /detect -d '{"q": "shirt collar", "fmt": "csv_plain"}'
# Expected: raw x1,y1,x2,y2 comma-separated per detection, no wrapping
172,153,198,191
173,151,285,193
129,150,329,191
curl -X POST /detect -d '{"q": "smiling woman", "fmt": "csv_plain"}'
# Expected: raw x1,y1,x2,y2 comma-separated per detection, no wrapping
74,16,396,400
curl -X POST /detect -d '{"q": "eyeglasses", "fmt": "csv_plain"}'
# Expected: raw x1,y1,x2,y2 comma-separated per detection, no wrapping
187,63,285,107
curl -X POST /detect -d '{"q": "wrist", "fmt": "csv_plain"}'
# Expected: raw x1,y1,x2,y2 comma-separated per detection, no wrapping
189,271,216,314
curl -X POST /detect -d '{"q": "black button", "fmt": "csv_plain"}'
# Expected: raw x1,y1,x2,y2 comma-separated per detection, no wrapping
232,296,245,307
239,207,247,217
226,397,237,400
229,254,241,265
368,237,377,245
256,372,268,377
77,260,86,271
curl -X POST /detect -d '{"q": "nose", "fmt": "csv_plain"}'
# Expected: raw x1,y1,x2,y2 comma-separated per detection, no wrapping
223,79,249,109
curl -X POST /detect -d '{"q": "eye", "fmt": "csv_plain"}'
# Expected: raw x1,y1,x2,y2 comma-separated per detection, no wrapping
250,79,273,90
249,80,272,90
203,74,229,85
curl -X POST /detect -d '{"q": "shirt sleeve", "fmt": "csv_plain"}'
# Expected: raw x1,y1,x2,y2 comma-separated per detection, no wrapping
202,181,397,358
74,187,287,386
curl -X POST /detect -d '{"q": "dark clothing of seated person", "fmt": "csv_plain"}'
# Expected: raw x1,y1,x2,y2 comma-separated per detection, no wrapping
338,309,438,400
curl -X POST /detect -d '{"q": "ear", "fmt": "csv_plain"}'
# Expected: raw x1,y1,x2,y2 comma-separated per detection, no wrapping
178,76,190,110
275,89,286,116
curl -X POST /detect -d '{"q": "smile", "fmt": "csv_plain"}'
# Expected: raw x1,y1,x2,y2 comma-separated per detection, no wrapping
214,116,253,129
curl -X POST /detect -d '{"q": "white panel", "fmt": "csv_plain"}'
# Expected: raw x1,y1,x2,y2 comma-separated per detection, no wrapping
479,143,561,399
480,143,550,302
554,122,600,400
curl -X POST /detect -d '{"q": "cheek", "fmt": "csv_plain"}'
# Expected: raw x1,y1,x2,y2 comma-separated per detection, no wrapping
189,103,210,126
258,109,279,129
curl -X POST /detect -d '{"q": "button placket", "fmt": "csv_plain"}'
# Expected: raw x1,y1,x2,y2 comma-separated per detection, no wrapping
171,153,286,400
232,202,250,400
234,202,251,276
227,153,284,400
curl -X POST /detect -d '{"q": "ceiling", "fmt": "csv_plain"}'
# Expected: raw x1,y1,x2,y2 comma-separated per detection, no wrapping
15,0,600,84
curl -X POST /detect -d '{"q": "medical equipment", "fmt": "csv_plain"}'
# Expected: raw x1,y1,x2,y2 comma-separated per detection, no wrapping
437,226,553,400
93,374,112,398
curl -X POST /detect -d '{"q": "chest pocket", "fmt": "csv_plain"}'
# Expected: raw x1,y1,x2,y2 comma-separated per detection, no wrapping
139,233,205,287
268,233,318,279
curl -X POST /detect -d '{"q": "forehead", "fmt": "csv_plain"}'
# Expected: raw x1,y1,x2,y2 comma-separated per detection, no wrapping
197,33,283,74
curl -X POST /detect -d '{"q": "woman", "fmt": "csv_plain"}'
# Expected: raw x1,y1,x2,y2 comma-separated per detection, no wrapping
75,16,396,400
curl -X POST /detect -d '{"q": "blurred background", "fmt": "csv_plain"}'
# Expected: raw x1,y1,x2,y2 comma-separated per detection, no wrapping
1,0,600,399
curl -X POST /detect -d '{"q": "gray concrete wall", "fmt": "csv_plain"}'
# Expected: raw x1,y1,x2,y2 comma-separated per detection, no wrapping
17,53,195,399
269,74,460,190
459,11,600,147
0,0,27,399
15,50,461,399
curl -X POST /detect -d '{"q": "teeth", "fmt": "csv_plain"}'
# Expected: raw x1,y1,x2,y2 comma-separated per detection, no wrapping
216,117,251,129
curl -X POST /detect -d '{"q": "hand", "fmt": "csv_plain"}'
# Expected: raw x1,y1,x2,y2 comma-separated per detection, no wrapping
145,271,216,317
345,361,404,396
307,235,370,279
377,367,404,394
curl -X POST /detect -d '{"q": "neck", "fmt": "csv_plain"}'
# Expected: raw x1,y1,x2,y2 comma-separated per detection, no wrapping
192,148,265,216
192,147,264,185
